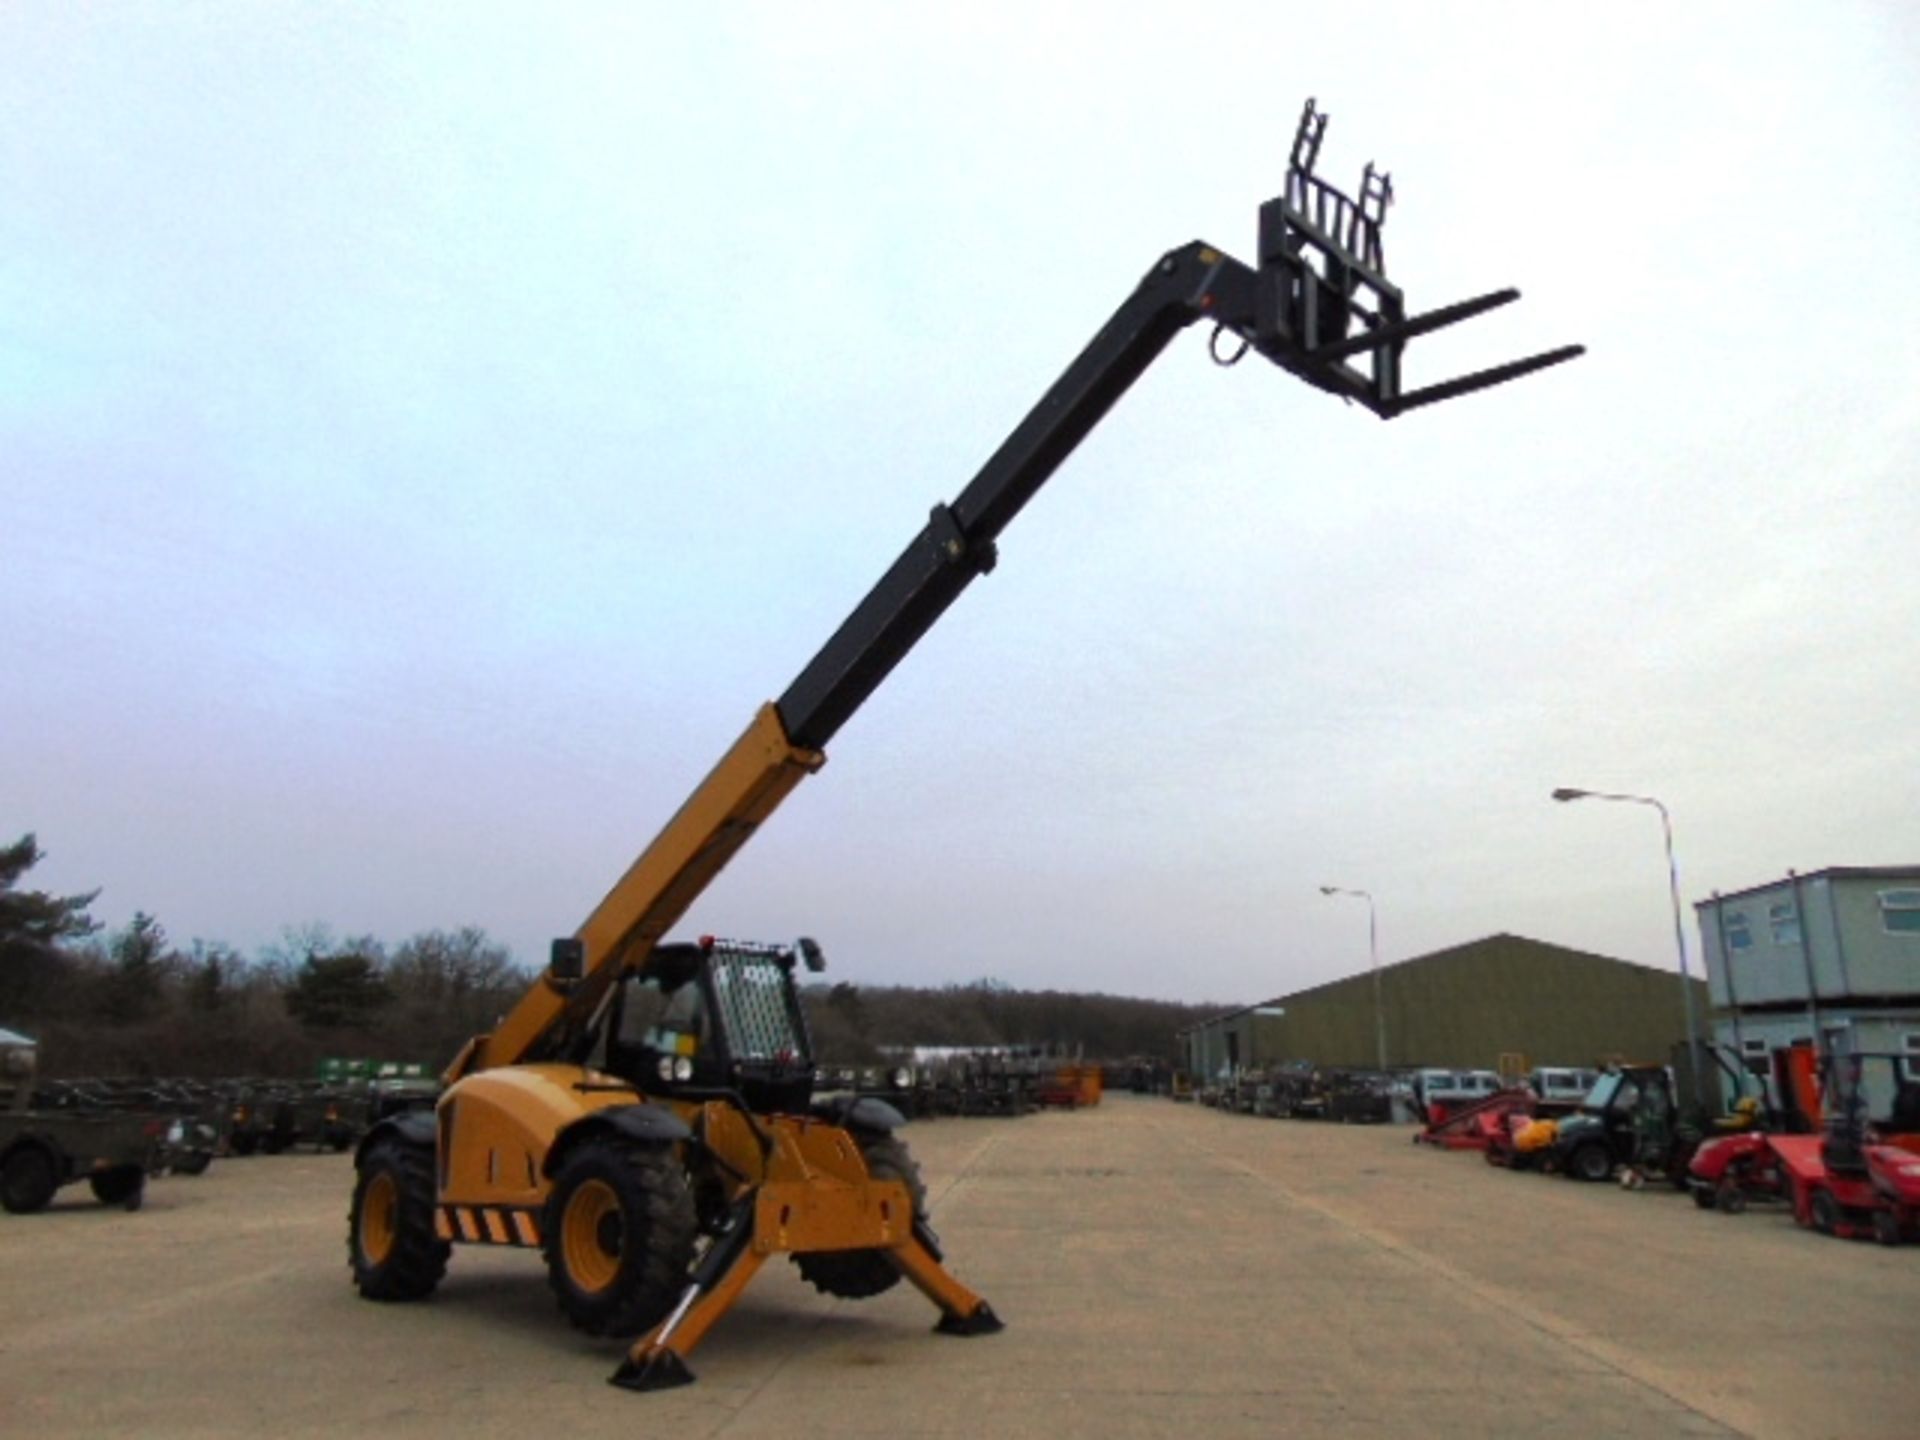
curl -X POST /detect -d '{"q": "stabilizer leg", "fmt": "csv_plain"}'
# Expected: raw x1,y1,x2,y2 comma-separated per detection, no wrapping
611,1206,766,1392
889,1219,1005,1337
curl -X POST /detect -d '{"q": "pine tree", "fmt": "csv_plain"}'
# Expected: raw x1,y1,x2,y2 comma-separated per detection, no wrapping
0,834,99,1021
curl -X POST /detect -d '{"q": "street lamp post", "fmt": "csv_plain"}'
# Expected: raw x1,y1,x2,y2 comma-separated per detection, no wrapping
1550,786,1709,1111
1319,885,1387,1071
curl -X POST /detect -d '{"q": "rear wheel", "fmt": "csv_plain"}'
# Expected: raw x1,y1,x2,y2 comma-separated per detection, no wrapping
542,1138,696,1337
1691,1185,1717,1210
1569,1144,1612,1183
1,1145,59,1214
350,1139,449,1300
793,1134,925,1300
173,1150,213,1177
1716,1178,1748,1215
89,1166,144,1210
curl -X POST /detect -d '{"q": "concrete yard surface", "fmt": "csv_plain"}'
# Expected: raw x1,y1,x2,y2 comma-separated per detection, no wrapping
0,1097,1911,1438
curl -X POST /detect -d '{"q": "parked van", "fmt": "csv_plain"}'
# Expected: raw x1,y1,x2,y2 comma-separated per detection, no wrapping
1526,1066,1601,1104
1410,1068,1505,1118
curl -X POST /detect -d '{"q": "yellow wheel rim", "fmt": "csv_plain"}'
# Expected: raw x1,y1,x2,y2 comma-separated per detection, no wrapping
562,1179,623,1293
359,1172,398,1267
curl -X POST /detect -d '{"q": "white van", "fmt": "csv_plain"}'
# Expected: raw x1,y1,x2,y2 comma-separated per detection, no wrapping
1411,1068,1505,1110
1526,1066,1600,1103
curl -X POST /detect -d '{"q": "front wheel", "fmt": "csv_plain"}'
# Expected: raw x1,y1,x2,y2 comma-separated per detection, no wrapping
792,1134,926,1300
349,1139,449,1300
1808,1186,1841,1236
541,1138,696,1337
1873,1210,1900,1247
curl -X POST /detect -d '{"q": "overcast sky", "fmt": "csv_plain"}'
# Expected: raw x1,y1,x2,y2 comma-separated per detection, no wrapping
4,4,1916,1006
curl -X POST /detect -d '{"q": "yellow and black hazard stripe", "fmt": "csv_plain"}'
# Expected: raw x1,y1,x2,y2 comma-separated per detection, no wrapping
437,1204,541,1248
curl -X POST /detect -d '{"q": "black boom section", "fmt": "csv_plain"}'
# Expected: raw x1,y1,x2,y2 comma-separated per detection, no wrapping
776,244,1251,753
775,101,1579,754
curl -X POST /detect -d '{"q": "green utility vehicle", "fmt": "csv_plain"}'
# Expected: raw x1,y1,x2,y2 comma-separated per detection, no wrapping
0,1030,158,1214
1549,1065,1700,1185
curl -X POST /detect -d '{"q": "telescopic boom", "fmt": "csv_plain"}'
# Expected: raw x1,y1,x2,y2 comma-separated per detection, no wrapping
453,100,1582,1078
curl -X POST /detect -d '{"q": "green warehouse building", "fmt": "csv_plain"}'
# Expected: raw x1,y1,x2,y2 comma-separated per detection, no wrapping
1179,933,1708,1081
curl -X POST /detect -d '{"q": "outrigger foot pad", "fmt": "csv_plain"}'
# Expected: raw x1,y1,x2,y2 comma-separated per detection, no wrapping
935,1302,1005,1337
609,1350,696,1392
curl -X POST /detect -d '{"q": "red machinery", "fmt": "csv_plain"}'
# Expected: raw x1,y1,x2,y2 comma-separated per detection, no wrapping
1765,1052,1920,1245
1685,1044,1817,1213
1415,1086,1535,1152
1685,1120,1779,1212
1768,1136,1920,1244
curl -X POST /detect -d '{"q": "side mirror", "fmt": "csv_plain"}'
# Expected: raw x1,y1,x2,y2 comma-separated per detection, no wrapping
797,937,826,973
550,937,585,985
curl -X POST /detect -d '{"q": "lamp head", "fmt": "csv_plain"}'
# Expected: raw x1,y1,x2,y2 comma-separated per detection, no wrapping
1550,787,1589,803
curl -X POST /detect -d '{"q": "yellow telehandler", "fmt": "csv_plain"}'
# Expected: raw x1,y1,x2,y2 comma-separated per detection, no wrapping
346,99,1579,1391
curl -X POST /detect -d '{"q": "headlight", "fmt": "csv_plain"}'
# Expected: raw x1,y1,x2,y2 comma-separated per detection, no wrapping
891,1067,912,1090
656,1056,676,1082
673,1056,694,1083
167,1122,184,1143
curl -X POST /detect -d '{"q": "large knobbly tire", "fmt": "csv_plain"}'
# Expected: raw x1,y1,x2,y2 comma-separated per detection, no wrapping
89,1166,145,1210
542,1138,696,1337
350,1139,449,1301
2,1145,59,1214
793,1134,926,1300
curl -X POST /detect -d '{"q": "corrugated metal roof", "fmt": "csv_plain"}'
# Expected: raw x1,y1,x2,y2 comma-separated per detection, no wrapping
1194,931,1663,1026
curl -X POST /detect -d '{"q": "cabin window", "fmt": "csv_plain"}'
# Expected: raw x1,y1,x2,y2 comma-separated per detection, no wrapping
1768,902,1801,946
1878,888,1920,935
1723,911,1753,951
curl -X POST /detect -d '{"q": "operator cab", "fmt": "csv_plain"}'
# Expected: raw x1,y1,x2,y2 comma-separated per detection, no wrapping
602,937,822,1116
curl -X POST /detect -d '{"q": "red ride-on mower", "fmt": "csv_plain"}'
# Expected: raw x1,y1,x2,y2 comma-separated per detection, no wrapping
1686,1100,1782,1213
1766,1053,1920,1245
